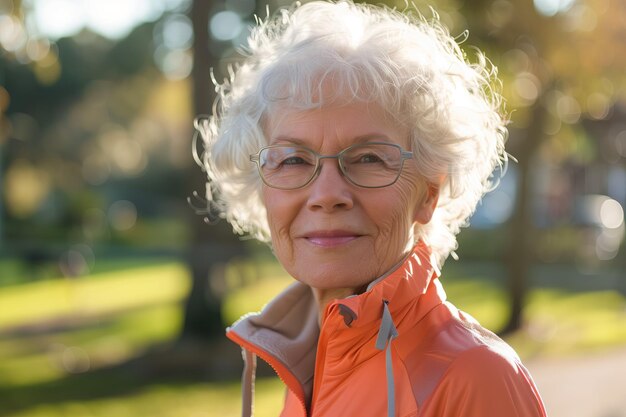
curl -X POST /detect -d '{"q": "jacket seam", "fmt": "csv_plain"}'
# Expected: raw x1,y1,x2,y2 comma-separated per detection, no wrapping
393,341,420,417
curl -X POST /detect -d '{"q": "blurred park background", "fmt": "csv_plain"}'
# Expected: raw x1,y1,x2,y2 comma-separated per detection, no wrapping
0,0,625,416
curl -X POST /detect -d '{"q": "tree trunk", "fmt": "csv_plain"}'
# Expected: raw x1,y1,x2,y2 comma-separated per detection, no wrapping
181,0,246,340
501,94,548,335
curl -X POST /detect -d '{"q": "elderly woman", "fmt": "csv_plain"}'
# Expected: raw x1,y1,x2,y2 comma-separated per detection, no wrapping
195,1,546,416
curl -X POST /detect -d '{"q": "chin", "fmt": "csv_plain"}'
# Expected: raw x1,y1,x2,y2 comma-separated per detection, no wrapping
296,265,375,291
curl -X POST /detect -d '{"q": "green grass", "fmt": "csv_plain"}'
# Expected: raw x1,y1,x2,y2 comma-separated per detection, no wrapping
513,289,626,356
0,263,189,328
2,378,284,417
0,262,189,395
1,258,625,416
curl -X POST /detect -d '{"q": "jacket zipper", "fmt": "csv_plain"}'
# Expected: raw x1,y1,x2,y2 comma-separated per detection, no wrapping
309,302,341,415
227,331,309,417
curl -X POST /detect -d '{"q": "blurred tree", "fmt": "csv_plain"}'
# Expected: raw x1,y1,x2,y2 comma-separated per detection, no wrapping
182,0,248,341
455,0,626,332
1,11,141,243
1,0,250,341
381,0,626,332
1,3,191,271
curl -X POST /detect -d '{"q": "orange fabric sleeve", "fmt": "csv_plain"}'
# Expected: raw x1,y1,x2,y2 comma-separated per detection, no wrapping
420,346,547,417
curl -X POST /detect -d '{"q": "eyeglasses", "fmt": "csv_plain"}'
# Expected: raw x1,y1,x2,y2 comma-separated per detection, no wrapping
249,142,413,190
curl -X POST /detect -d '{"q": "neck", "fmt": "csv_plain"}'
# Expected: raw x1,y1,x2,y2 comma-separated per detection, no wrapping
311,251,416,324
312,287,363,326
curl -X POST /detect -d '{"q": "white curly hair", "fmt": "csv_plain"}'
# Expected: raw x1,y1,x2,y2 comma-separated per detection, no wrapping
194,0,508,267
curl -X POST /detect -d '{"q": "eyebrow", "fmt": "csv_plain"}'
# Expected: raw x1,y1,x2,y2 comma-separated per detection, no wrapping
271,136,308,146
271,133,394,146
353,134,394,143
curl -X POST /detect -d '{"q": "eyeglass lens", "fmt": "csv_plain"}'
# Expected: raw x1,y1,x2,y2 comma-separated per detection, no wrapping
257,143,405,189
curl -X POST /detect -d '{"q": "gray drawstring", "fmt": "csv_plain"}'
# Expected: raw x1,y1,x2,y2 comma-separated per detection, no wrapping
375,301,399,417
241,348,257,417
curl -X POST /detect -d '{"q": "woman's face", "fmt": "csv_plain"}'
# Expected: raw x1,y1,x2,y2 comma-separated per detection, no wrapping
262,101,438,291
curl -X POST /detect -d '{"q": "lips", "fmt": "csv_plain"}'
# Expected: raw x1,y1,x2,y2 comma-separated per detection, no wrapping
302,230,362,248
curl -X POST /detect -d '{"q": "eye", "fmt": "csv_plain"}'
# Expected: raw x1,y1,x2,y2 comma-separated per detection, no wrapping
346,149,386,164
357,153,384,163
281,156,308,165
262,147,315,169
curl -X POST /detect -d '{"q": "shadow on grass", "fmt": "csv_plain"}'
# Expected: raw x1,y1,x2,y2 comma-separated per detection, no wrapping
443,261,626,295
0,335,262,417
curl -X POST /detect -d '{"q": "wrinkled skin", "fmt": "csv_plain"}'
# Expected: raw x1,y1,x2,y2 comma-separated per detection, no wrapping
262,101,439,311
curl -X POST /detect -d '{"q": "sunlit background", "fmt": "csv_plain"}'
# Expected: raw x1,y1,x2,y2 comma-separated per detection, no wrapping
1,0,625,416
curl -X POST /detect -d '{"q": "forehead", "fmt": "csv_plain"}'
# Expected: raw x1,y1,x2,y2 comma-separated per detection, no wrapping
265,101,409,149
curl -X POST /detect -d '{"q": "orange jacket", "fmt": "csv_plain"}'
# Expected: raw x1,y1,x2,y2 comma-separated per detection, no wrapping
227,243,547,417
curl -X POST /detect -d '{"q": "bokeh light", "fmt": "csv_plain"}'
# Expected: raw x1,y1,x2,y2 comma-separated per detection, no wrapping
97,126,148,177
533,0,575,17
586,92,611,120
112,138,146,175
154,46,193,80
210,10,242,41
574,195,625,261
0,13,26,52
30,0,85,39
3,159,51,218
61,346,91,373
51,344,91,374
488,0,514,29
25,37,51,61
32,48,61,84
161,13,193,50
513,72,541,106
108,200,138,232
600,199,624,229
563,3,598,32
556,94,581,124
153,12,194,80
59,244,95,277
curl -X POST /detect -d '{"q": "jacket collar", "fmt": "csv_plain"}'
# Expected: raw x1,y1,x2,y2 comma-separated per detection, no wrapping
326,240,441,330
226,241,444,409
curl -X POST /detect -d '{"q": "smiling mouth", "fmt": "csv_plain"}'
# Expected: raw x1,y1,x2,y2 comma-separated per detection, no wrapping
303,231,361,248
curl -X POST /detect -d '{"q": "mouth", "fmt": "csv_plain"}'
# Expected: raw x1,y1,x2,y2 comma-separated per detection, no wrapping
302,230,362,248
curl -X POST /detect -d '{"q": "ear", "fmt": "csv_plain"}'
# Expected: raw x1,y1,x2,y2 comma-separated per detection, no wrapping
414,182,440,225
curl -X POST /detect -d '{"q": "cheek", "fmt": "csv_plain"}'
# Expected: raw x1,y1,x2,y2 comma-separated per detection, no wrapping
390,174,426,224
263,189,296,253
372,176,425,245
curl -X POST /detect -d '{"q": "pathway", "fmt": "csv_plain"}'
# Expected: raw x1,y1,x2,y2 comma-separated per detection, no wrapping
527,347,626,417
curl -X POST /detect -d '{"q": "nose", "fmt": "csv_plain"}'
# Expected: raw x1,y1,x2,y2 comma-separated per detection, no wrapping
306,158,354,212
